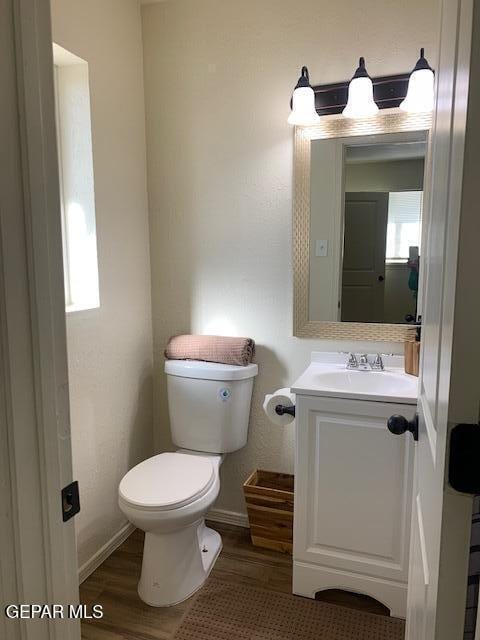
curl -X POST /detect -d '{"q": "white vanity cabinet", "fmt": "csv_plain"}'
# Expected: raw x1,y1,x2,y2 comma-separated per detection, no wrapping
292,393,415,618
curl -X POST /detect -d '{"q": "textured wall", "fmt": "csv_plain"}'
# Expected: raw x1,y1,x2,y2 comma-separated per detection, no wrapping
309,139,341,321
51,0,153,570
142,0,440,515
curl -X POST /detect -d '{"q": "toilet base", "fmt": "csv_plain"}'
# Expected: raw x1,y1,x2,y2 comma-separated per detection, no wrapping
138,520,222,607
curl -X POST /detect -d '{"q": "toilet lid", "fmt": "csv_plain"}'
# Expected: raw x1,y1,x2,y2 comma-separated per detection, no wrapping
119,452,215,510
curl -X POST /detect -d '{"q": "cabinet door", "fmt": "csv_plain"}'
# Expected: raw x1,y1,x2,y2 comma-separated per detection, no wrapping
294,396,414,584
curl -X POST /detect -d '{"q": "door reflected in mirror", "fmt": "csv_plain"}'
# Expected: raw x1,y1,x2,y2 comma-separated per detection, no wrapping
309,136,426,324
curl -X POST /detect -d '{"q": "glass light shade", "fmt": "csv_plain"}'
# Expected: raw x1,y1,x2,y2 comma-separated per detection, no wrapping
342,76,379,118
288,86,320,126
400,68,434,113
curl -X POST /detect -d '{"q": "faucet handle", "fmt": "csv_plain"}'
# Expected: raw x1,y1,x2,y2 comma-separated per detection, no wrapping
346,353,358,369
372,353,384,370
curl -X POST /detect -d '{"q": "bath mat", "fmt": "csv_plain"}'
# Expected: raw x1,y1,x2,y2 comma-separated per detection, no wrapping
174,578,405,640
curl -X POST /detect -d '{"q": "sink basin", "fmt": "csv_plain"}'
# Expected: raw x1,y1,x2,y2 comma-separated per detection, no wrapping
291,356,418,404
313,370,416,397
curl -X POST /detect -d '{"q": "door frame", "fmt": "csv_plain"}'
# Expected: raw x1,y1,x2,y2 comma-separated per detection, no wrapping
0,1,79,639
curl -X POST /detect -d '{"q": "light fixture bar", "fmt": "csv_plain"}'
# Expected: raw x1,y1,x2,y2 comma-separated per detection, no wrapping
311,72,410,116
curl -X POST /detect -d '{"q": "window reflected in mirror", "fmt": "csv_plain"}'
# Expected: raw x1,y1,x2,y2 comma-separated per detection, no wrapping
309,136,426,325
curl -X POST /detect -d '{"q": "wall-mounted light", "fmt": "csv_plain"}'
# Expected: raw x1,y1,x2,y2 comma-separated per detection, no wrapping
342,57,379,119
288,66,320,126
400,48,434,113
288,50,434,124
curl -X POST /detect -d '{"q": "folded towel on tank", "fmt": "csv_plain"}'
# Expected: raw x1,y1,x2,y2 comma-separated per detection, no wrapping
164,334,256,366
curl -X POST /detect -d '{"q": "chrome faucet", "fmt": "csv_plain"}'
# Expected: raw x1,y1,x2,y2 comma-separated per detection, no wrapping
345,353,385,371
357,354,371,371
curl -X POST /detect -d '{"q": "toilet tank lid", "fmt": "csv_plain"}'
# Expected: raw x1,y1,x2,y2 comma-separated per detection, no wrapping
165,359,258,381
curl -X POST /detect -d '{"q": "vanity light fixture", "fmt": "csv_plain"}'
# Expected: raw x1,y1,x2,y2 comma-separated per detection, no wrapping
400,48,435,113
288,52,434,122
288,66,320,126
342,57,379,118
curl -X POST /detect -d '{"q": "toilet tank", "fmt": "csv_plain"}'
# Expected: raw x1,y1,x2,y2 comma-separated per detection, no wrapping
164,360,258,454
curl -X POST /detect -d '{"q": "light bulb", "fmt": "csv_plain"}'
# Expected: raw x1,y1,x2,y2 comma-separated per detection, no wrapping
400,48,434,113
343,57,379,119
288,66,320,126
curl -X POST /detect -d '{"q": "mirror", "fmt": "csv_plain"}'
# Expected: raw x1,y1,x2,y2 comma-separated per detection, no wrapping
292,111,432,340
309,135,426,324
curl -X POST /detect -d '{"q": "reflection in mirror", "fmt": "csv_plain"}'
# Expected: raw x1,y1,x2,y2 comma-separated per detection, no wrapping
309,136,426,324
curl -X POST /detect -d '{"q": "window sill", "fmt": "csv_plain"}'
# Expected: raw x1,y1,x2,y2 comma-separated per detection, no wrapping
386,259,409,266
66,302,100,314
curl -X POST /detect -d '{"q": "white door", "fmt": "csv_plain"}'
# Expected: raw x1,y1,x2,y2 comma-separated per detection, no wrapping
342,192,388,322
399,1,480,639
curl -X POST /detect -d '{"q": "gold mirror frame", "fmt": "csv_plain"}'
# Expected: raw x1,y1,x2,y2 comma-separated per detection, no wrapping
293,110,432,341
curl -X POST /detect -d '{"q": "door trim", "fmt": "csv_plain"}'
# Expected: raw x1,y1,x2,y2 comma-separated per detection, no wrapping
0,1,80,638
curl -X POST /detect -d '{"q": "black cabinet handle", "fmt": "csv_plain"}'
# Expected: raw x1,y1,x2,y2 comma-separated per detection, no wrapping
387,414,418,441
378,275,385,282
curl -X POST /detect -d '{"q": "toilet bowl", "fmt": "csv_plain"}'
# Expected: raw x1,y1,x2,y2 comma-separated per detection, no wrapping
119,451,222,606
119,359,257,607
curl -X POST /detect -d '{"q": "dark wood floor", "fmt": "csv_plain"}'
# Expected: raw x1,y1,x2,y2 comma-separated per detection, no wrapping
80,522,389,639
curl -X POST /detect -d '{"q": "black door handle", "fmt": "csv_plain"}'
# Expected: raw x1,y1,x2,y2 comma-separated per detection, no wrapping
378,275,385,282
387,414,418,441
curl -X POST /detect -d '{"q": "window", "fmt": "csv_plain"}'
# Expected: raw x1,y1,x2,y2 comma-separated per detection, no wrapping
53,43,100,312
385,191,423,262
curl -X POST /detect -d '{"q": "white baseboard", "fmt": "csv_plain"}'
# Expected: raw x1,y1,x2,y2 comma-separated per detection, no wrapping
207,508,249,529
78,522,135,584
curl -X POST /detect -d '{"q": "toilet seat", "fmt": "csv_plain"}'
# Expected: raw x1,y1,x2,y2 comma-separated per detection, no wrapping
119,452,215,511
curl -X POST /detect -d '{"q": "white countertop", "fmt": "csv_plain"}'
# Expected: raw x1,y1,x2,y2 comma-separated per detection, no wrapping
291,352,418,405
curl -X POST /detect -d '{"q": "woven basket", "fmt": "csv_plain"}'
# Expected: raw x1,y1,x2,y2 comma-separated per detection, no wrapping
243,470,294,554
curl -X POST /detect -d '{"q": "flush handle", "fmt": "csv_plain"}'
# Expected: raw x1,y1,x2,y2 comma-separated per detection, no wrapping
387,413,418,441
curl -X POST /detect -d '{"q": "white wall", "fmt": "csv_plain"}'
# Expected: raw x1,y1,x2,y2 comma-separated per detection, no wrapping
309,139,342,321
50,0,153,571
345,159,425,192
384,264,417,324
142,0,440,516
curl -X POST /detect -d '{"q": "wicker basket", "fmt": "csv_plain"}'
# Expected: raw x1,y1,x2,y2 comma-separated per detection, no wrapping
243,469,294,554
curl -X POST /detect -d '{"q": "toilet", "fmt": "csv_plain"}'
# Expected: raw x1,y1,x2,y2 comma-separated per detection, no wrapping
118,359,258,607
